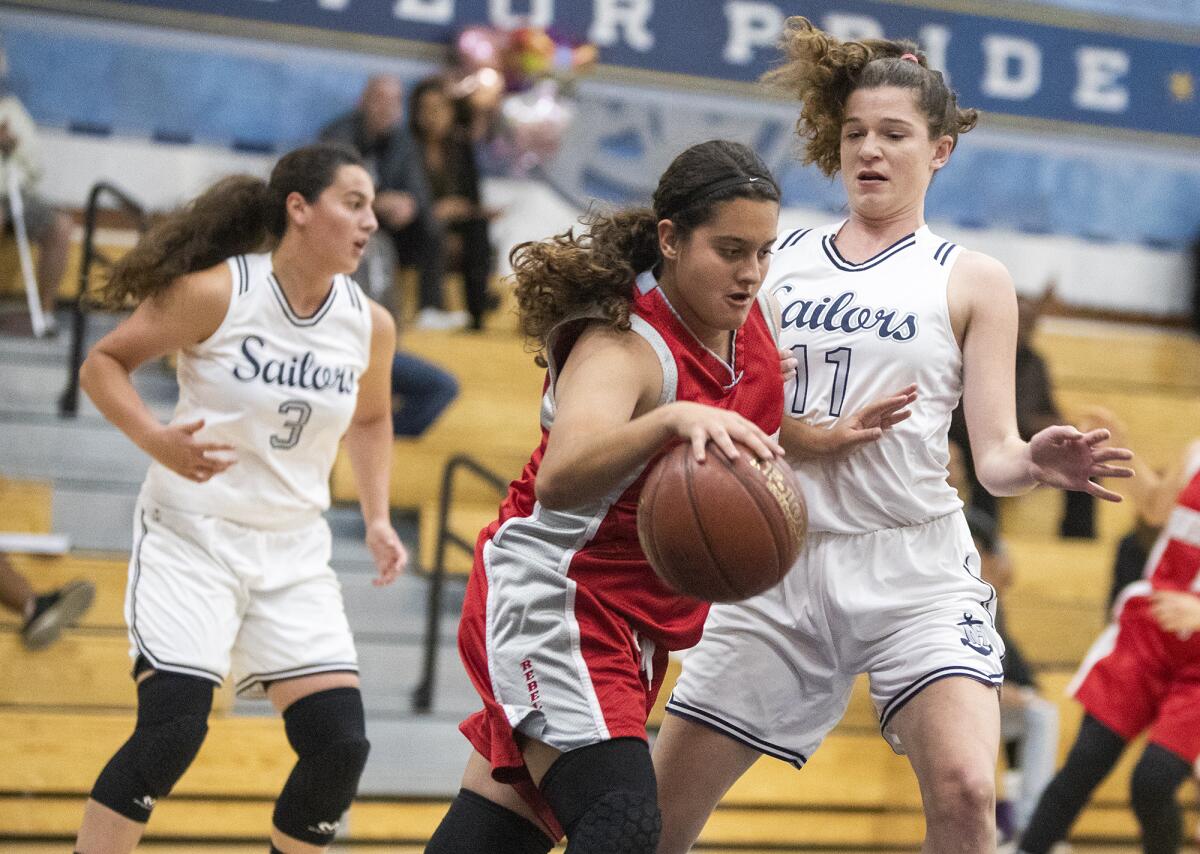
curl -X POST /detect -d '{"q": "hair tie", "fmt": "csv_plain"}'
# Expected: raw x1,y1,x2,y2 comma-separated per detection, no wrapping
899,52,920,64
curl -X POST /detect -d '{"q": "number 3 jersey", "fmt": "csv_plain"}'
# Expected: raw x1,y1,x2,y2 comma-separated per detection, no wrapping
767,222,964,534
142,253,372,529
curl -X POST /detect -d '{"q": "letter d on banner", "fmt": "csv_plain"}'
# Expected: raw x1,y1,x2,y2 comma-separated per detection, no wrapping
981,35,1042,100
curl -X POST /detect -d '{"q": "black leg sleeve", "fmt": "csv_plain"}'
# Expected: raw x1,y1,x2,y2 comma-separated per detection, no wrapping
1130,743,1191,854
1018,715,1127,854
424,789,553,854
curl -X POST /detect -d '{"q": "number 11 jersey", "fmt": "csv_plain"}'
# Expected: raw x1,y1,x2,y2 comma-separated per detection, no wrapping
142,252,372,529
767,223,964,534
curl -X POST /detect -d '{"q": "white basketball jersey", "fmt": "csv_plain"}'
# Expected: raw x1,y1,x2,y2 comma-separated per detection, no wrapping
768,222,964,534
143,253,372,529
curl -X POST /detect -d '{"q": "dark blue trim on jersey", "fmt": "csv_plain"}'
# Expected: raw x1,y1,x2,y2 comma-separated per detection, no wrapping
344,275,363,311
937,243,958,267
933,241,950,263
129,509,226,685
822,233,916,272
777,227,811,251
665,696,808,769
235,254,249,295
235,662,359,695
268,273,338,327
879,665,1004,734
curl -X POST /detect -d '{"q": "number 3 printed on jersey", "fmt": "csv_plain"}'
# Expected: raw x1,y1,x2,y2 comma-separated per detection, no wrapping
789,345,852,417
271,400,312,449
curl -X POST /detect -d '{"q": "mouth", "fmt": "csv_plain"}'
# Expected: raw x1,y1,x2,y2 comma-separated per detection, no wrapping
856,170,887,184
352,239,368,253
725,291,753,308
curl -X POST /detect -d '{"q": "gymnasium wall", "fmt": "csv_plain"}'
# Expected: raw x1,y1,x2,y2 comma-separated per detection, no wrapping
3,2,1198,317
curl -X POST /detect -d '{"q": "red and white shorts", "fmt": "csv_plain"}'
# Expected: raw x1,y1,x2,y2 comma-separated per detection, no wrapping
456,530,669,836
1069,596,1200,764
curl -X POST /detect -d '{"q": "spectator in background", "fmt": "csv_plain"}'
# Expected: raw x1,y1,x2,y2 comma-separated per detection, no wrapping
0,552,94,650
390,350,458,439
0,44,73,335
408,76,500,332
320,74,465,330
950,285,1096,538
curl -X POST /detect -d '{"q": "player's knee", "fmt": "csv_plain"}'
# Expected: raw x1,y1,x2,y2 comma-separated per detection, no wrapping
90,672,214,822
1130,745,1190,816
540,737,660,853
565,789,660,853
924,762,994,825
273,687,370,846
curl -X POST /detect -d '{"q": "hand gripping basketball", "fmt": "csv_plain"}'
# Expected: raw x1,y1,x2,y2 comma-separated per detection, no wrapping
637,440,807,602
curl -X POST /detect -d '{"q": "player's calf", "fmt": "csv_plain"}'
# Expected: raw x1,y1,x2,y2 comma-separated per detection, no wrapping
272,686,370,847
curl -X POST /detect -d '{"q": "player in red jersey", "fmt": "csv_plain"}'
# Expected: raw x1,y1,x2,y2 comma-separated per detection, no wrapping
1018,439,1200,854
422,140,788,854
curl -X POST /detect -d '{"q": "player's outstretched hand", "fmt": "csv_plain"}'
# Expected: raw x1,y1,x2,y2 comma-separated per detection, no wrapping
1149,590,1200,638
366,519,408,587
822,384,917,458
146,418,237,483
665,401,785,464
1028,425,1134,502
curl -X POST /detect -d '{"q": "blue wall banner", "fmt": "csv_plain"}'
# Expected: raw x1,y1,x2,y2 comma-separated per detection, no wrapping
88,0,1200,138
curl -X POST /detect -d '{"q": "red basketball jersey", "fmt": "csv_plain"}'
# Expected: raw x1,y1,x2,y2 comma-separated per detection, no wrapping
1143,468,1200,593
481,271,783,652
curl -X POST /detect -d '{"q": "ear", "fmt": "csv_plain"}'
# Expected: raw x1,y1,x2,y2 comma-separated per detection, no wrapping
285,191,310,228
930,134,954,172
657,218,679,261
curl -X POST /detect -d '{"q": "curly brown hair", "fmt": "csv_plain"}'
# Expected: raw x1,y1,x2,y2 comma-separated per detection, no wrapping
763,17,978,177
512,139,779,366
101,143,364,307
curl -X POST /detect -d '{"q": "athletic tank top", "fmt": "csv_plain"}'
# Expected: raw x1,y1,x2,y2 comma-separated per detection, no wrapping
142,253,373,529
481,270,784,651
767,222,964,534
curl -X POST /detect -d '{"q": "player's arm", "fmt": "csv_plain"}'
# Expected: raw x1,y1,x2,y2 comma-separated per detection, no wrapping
79,264,235,482
954,250,1131,500
763,289,916,461
536,325,783,511
343,301,407,585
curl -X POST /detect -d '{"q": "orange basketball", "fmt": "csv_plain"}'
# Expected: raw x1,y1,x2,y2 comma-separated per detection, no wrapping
637,440,807,602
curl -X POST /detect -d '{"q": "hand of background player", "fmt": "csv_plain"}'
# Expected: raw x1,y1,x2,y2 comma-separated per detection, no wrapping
366,519,408,586
822,384,917,458
664,401,785,464
1149,590,1200,638
144,418,237,483
1028,425,1133,502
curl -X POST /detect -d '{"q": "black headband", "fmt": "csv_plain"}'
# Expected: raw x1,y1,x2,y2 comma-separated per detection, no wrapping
671,174,771,216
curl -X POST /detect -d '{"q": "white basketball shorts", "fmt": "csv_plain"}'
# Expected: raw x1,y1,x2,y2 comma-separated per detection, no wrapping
666,510,1004,764
125,495,358,697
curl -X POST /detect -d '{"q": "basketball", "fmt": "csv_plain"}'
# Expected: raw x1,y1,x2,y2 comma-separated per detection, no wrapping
637,440,807,602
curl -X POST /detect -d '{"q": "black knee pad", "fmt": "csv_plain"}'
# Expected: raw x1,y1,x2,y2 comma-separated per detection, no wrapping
272,687,370,846
424,788,554,854
540,737,660,854
90,672,214,821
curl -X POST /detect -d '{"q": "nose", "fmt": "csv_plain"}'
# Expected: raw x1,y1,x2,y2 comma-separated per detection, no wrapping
363,206,378,235
859,131,882,160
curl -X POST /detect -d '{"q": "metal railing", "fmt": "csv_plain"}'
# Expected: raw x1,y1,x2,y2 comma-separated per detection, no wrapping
59,181,148,418
411,453,507,714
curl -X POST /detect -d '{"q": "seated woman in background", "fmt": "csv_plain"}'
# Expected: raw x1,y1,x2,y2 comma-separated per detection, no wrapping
409,76,499,331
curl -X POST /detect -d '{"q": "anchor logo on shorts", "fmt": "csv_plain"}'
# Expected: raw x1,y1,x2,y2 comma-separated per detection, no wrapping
957,612,994,656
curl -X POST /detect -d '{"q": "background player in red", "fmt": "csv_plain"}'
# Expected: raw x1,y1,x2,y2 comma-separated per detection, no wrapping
1017,438,1200,854
422,140,788,854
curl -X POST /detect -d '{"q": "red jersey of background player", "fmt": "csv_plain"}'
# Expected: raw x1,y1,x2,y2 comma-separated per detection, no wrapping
480,269,783,653
1117,463,1200,612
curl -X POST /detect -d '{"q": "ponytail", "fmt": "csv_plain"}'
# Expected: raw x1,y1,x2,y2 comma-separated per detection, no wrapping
102,176,272,307
101,142,365,308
